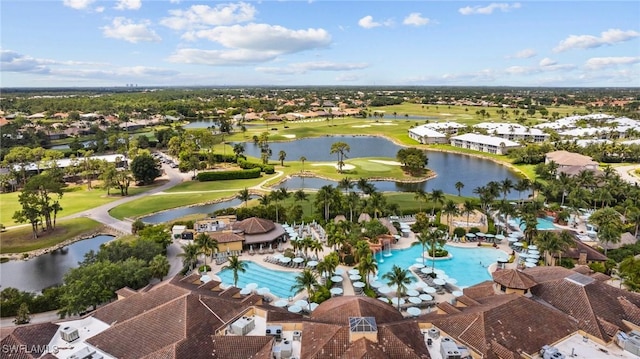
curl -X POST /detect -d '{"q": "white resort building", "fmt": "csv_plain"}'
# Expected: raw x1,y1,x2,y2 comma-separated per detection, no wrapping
449,133,521,155
474,122,549,143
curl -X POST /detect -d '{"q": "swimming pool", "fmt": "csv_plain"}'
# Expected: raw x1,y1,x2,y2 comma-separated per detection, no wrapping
513,216,557,231
376,244,507,288
216,261,300,299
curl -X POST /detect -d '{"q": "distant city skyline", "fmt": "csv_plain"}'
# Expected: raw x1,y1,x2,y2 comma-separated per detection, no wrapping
1,1,639,88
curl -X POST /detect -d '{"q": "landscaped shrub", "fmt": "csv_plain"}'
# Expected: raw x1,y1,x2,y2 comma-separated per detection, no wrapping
453,227,466,238
310,285,331,304
263,165,275,174
343,254,355,266
469,227,481,234
199,265,211,272
197,167,261,181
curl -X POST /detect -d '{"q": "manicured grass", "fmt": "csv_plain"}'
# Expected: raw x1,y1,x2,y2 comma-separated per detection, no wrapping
0,217,104,254
109,190,238,220
1,183,161,227
165,173,280,193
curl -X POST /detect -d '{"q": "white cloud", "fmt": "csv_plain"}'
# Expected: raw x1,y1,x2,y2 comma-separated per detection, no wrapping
585,56,640,70
183,23,331,54
358,15,381,29
403,13,430,26
459,3,521,15
160,2,256,30
256,61,369,74
554,28,640,52
539,57,557,67
62,0,95,10
168,48,279,66
115,0,142,11
505,66,533,75
508,48,536,59
336,74,360,82
102,17,161,43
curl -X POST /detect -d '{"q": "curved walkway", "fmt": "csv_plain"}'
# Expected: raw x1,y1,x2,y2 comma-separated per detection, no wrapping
615,164,640,185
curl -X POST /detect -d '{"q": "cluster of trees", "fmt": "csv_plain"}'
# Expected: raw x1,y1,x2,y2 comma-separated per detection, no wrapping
13,173,64,239
58,226,171,317
396,147,428,175
1,226,171,319
509,140,640,165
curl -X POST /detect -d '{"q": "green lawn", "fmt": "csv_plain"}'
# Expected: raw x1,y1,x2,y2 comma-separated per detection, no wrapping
0,217,104,254
1,183,161,227
109,190,238,220
165,174,281,193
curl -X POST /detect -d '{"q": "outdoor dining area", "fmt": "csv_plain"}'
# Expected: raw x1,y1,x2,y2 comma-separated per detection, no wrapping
263,253,312,269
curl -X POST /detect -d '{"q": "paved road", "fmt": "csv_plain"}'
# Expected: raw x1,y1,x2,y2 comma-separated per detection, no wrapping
615,164,640,185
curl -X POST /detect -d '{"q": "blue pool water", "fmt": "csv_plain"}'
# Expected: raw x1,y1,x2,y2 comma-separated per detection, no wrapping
513,216,557,231
216,261,300,299
376,244,508,288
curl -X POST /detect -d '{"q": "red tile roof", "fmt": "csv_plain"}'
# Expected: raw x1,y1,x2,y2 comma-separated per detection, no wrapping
0,322,59,359
310,296,403,325
233,217,275,234
492,269,537,290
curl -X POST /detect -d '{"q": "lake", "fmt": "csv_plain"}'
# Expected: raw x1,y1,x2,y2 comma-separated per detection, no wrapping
140,197,256,224
241,136,525,198
0,235,115,293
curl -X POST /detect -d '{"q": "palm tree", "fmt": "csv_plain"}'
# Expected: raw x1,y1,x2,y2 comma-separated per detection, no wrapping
258,194,271,207
195,233,218,266
535,231,559,266
358,254,378,288
222,255,247,287
278,150,287,166
589,207,623,255
346,191,360,222
500,178,513,201
382,265,413,310
429,189,445,216
354,240,372,263
514,178,531,204
462,200,478,228
315,185,338,221
556,230,576,265
330,141,350,173
414,189,427,212
291,269,318,307
233,143,245,160
237,187,251,208
299,156,307,173
149,254,170,281
416,231,431,266
178,243,202,272
556,172,573,207
442,200,459,230
455,181,464,197
338,177,353,195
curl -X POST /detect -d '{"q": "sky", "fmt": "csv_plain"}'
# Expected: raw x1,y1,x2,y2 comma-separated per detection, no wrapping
1,0,640,88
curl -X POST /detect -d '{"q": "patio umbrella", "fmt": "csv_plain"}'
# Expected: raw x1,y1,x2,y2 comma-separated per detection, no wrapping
353,281,366,288
406,307,421,317
349,274,362,281
529,245,538,250
526,257,538,263
287,305,302,313
513,242,523,247
306,260,318,267
423,286,436,294
200,275,212,283
257,287,271,296
273,299,288,307
348,269,360,275
378,286,392,295
438,274,449,280
519,253,529,259
390,297,406,306
245,283,258,290
279,257,292,263
484,233,494,238
495,234,506,240
406,289,420,297
330,287,343,295
476,232,486,237
419,294,433,301
525,262,537,268
412,263,425,269
239,288,252,295
295,300,309,308
293,257,305,264
507,237,518,242
433,278,446,286
408,296,422,304
309,303,319,311
528,249,540,255
466,233,476,238
434,269,445,275
331,276,343,283
421,267,434,274
370,281,383,288
452,290,464,297
334,268,345,275
445,278,458,285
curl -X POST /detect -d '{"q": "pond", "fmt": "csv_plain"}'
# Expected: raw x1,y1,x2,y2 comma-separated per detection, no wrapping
182,120,219,129
248,136,525,198
0,235,115,293
140,196,256,224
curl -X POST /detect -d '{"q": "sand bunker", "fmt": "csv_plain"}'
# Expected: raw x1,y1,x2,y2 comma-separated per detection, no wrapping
282,134,296,138
369,160,401,166
371,122,397,126
352,125,371,128
312,163,356,170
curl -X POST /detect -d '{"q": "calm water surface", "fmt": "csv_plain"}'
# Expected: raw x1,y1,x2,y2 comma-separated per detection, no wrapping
0,235,115,292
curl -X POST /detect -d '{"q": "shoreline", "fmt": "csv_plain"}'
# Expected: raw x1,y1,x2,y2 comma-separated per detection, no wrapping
0,226,124,261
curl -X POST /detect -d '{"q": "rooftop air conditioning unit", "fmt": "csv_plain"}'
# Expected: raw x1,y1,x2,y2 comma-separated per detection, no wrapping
541,345,565,359
428,328,440,339
60,326,79,342
293,331,301,341
624,331,640,356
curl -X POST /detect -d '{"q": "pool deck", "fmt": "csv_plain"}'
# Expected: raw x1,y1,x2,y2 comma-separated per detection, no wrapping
198,227,520,316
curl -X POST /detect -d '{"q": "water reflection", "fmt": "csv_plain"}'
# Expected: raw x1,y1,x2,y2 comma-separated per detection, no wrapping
140,196,257,224
0,235,115,293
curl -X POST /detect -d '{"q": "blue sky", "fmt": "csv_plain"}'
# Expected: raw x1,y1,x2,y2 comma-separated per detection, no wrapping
1,1,639,87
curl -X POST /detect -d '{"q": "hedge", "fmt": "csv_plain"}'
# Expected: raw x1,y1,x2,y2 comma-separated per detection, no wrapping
197,167,261,181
